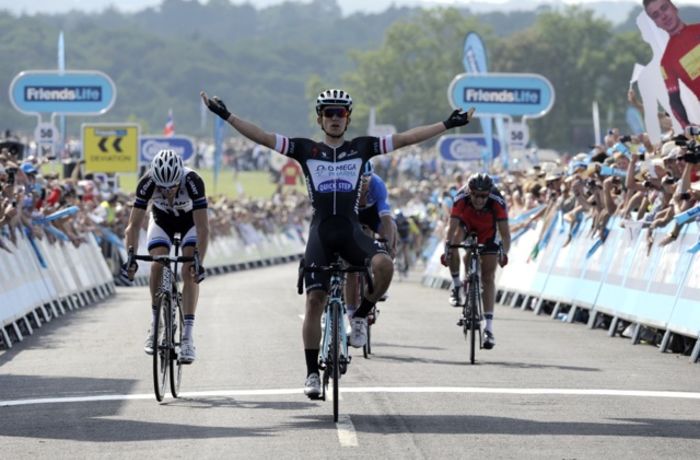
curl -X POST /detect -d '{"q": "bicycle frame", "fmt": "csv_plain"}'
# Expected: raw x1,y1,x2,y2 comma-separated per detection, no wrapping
297,255,373,422
319,269,349,375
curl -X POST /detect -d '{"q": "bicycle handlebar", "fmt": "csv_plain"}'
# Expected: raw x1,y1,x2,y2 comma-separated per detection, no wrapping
128,246,201,274
296,257,374,295
449,232,485,252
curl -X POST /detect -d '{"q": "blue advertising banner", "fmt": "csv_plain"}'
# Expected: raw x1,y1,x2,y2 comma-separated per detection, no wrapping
463,32,488,75
9,70,116,115
437,134,501,162
448,73,555,117
139,135,195,164
462,32,494,166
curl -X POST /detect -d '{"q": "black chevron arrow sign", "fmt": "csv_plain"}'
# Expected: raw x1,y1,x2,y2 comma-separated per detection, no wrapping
98,137,124,153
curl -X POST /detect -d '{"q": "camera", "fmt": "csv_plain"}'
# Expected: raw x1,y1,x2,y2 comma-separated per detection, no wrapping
679,191,692,200
6,167,17,185
662,175,677,185
674,135,700,163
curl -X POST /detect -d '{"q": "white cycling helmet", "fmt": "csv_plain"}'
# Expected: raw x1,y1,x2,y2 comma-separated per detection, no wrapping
315,88,353,115
151,149,184,187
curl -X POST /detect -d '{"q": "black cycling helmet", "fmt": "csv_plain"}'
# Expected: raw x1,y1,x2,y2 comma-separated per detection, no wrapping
467,172,493,192
315,89,353,115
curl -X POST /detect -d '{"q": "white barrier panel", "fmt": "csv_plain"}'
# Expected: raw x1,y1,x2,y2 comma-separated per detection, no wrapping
0,228,115,348
666,225,700,338
423,213,700,355
124,226,307,286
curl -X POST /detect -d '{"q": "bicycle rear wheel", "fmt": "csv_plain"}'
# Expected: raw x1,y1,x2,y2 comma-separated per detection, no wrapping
152,296,169,401
331,302,340,423
169,300,183,398
468,280,478,365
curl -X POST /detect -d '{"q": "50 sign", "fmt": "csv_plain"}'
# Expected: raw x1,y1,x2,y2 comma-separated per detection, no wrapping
506,121,529,150
35,123,57,143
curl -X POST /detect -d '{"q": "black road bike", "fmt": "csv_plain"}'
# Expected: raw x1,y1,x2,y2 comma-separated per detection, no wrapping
130,236,201,402
297,255,373,422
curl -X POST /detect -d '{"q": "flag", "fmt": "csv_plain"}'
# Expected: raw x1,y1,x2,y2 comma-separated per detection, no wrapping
163,109,175,136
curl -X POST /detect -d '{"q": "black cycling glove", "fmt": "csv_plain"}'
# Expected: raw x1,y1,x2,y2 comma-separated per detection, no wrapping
443,109,472,129
205,96,232,121
118,260,137,286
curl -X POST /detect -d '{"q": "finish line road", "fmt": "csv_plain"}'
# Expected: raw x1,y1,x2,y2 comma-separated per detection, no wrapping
1,263,698,458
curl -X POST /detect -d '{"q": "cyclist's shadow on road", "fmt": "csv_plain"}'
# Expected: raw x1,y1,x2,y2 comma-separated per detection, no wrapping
367,353,601,371
163,397,316,411
290,414,700,439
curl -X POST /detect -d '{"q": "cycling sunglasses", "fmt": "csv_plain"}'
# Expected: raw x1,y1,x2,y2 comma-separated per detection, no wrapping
472,192,490,199
322,107,349,118
157,185,178,193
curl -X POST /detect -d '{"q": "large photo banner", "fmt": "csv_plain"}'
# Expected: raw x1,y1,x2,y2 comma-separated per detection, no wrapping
636,0,700,142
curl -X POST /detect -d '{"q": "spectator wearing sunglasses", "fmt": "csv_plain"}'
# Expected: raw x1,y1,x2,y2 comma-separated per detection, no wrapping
201,88,474,400
441,172,510,350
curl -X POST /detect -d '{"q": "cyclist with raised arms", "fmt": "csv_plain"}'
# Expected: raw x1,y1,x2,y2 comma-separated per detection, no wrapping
441,172,510,350
345,162,397,318
121,149,209,364
201,88,474,399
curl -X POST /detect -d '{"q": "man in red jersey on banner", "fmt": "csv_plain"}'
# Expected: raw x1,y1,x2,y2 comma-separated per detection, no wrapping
644,0,700,128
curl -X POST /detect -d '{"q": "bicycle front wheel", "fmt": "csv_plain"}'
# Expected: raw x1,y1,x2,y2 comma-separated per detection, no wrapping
169,299,183,398
468,280,479,365
153,296,169,401
363,319,371,358
331,302,340,423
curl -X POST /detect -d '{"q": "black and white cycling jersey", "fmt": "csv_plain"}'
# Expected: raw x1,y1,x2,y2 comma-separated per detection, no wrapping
134,167,208,217
274,134,394,223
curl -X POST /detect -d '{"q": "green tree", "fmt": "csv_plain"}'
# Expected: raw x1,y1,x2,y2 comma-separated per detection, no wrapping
492,7,613,149
344,9,489,138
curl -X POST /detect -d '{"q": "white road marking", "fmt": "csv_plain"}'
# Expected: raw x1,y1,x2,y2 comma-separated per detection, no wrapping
2,386,700,407
336,414,358,447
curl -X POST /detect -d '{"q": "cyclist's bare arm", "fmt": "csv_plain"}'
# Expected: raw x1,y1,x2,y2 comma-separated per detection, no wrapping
446,217,464,245
380,215,396,250
392,108,475,149
200,91,276,149
192,208,209,262
125,206,147,252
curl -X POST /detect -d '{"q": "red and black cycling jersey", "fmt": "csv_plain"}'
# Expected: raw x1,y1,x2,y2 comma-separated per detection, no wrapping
450,187,508,245
133,168,208,217
273,134,394,223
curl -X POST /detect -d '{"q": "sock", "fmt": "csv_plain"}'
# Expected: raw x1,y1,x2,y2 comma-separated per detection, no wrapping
346,304,357,318
485,313,494,332
353,297,375,318
150,305,158,329
451,273,461,287
305,349,319,376
183,314,195,341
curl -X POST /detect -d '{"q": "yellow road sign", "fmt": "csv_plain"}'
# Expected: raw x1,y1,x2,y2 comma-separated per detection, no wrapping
82,123,139,173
